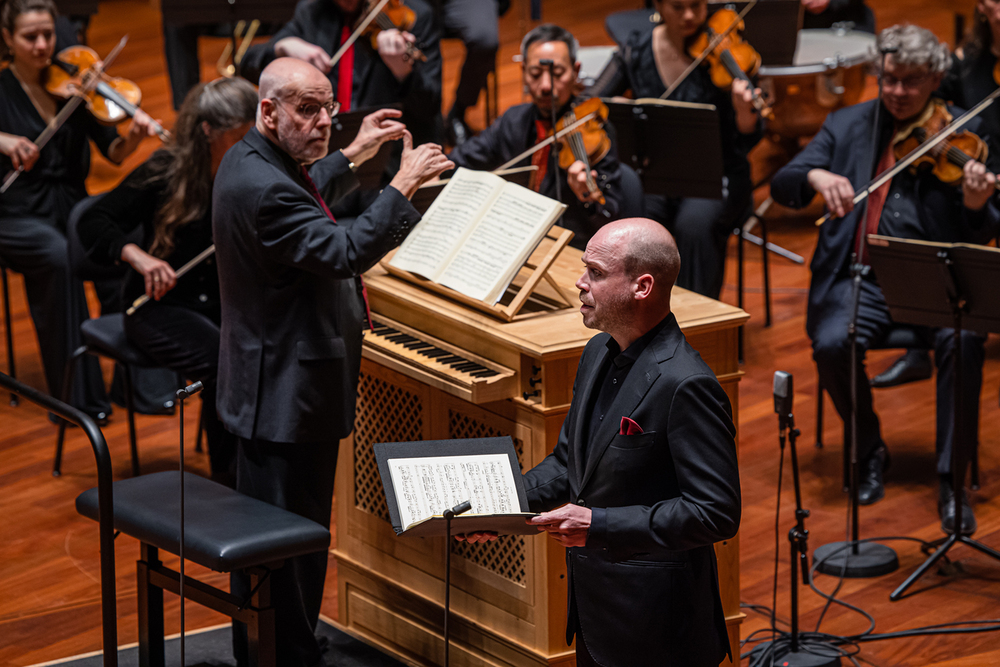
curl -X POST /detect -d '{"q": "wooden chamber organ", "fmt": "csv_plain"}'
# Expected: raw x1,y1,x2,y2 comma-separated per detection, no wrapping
334,247,748,666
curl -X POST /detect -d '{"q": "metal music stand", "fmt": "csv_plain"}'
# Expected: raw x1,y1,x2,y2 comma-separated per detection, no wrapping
605,99,723,199
866,235,1000,599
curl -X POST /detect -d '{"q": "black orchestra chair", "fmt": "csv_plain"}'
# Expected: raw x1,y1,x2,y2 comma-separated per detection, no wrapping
815,324,980,491
76,470,331,667
0,259,17,406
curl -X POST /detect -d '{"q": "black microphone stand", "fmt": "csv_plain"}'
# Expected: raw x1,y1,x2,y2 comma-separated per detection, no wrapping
813,46,898,579
443,500,472,667
176,380,203,666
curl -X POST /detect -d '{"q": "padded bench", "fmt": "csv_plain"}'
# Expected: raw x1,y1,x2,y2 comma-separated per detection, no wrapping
77,471,331,667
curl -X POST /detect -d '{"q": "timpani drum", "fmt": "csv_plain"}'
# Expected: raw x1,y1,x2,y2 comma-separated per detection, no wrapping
759,28,877,139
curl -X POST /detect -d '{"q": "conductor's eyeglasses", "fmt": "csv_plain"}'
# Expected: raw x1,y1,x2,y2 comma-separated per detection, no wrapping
278,98,340,120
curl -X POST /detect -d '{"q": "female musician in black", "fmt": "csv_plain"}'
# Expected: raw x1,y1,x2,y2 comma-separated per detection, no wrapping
941,1,1000,144
77,77,257,486
0,0,156,419
587,0,763,299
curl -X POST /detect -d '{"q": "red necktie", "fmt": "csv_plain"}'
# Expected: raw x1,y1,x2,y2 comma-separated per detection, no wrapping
856,143,896,265
300,166,372,329
529,119,552,192
337,25,354,112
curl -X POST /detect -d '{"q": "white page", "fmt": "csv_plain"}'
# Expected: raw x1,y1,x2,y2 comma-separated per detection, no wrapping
437,186,563,302
388,453,521,530
389,169,504,279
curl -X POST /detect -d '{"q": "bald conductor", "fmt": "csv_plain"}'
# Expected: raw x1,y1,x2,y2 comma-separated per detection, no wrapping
465,219,742,666
212,58,452,666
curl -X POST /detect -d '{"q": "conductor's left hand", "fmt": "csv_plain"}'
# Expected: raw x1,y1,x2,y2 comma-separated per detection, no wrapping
342,108,407,166
530,504,592,548
389,130,454,199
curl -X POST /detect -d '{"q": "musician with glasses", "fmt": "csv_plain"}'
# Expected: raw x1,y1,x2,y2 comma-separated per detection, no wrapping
771,24,1000,535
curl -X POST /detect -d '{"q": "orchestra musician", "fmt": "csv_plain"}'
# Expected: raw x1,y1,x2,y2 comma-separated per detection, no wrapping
213,58,452,666
770,24,1000,534
0,0,158,421
586,0,763,299
447,23,625,250
76,77,259,488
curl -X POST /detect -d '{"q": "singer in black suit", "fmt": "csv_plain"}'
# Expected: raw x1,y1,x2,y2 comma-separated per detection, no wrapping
770,25,1000,533
463,218,741,667
212,58,452,666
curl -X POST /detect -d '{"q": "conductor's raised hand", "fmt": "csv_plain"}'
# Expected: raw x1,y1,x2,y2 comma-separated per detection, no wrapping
389,130,454,199
274,36,333,74
807,168,855,219
529,503,591,548
342,108,406,166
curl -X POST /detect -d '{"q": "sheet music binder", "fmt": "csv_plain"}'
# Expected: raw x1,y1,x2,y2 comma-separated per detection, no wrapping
374,437,539,537
328,104,403,192
410,166,536,216
605,99,724,199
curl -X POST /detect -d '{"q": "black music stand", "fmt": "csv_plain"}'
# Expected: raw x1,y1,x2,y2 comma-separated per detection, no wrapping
328,104,403,192
605,100,723,199
865,235,1000,600
161,0,295,26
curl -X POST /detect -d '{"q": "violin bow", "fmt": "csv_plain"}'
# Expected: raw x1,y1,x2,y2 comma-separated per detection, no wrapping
329,0,392,69
2,36,129,195
659,0,758,101
494,111,601,172
815,86,1000,226
126,245,216,315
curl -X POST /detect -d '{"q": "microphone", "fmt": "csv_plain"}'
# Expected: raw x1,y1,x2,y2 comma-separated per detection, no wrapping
443,500,472,519
880,46,900,54
773,371,793,434
176,381,204,399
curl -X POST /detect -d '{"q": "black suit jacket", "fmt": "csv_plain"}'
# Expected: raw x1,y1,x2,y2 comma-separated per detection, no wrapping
241,0,443,145
523,314,741,667
212,128,420,444
770,100,1000,339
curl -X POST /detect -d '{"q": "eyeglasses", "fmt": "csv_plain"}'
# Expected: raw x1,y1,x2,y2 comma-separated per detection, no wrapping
882,73,932,90
276,98,340,120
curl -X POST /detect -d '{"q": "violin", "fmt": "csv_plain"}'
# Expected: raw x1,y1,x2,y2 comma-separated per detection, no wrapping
551,97,611,205
358,0,426,63
893,99,987,185
685,8,774,120
45,45,170,140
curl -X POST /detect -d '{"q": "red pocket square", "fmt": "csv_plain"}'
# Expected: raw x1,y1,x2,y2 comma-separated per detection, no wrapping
620,416,644,435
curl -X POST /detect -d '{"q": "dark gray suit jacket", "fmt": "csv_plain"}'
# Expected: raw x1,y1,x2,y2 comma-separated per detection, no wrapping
213,127,420,444
523,314,741,667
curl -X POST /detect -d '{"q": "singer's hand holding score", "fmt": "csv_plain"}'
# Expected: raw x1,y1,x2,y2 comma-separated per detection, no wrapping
529,503,592,547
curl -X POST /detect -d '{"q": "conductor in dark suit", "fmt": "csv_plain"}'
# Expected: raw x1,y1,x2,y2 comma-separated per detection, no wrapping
463,218,741,666
770,25,1000,533
213,57,452,666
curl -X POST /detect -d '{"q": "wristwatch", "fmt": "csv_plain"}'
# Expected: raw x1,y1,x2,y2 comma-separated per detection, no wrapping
341,149,358,173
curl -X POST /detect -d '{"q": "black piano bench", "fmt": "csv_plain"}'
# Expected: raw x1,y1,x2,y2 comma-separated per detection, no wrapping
76,471,331,667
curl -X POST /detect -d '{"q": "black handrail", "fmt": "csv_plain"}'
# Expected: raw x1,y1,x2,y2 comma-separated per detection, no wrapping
0,372,118,666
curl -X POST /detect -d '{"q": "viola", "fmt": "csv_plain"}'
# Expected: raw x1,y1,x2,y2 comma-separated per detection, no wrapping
45,45,170,140
685,8,774,120
893,99,987,186
358,0,426,63
551,97,611,205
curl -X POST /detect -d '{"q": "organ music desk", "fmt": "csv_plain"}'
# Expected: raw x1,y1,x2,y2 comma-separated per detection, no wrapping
334,245,749,666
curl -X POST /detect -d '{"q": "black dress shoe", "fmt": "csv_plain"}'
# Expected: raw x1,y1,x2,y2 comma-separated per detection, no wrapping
871,349,933,388
939,478,977,535
446,113,471,147
858,444,889,505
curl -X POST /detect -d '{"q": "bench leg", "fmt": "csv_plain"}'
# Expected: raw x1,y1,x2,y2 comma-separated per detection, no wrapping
247,568,275,667
138,544,165,667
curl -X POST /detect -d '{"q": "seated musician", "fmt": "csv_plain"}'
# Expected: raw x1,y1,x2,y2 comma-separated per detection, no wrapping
447,23,625,250
586,0,763,299
76,78,259,487
0,0,157,421
239,0,442,148
770,24,1000,534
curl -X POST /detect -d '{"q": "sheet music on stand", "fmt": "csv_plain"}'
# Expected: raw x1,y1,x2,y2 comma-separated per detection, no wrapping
605,99,724,199
328,104,403,192
410,166,536,216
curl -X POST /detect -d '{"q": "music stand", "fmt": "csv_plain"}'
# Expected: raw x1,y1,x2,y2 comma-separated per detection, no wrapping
328,104,403,192
605,99,724,199
866,235,1000,600
160,0,295,25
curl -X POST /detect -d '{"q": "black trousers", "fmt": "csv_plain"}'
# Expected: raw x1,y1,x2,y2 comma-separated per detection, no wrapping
230,436,339,667
124,302,236,485
0,216,109,414
442,0,500,118
811,276,983,475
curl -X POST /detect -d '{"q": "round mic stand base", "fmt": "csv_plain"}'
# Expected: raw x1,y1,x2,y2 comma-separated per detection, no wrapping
748,642,843,666
813,540,898,578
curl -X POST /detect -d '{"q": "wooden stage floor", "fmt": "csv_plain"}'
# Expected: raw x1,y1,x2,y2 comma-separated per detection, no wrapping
3,0,1000,665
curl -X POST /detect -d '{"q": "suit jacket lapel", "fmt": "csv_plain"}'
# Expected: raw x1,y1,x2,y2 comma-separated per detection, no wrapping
571,343,609,485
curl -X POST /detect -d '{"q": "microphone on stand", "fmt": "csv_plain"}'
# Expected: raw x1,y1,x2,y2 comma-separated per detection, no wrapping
773,370,793,440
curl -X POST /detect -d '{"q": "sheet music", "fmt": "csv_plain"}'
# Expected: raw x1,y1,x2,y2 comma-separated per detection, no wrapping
388,454,521,530
438,187,560,302
389,170,503,279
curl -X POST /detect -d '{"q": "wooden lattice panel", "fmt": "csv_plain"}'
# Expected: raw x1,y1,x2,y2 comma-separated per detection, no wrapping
353,372,424,522
448,409,528,586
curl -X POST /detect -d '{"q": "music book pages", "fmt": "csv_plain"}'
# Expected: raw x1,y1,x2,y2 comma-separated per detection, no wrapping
389,167,566,304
